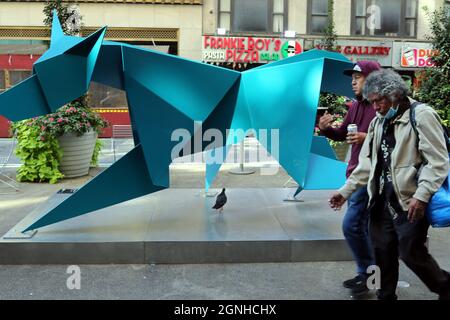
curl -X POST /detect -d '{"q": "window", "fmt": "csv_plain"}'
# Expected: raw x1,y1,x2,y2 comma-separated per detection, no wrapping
219,0,231,31
273,0,285,33
218,0,287,34
354,0,367,35
309,0,329,34
88,41,169,110
233,0,270,32
352,0,418,37
404,0,417,37
9,70,32,87
88,82,128,109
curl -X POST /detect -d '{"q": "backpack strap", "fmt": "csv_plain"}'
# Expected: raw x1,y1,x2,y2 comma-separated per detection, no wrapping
410,102,450,166
409,101,421,148
409,102,426,167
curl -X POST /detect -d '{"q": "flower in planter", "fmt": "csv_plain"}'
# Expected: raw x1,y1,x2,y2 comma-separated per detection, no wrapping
330,113,344,128
314,113,345,138
39,104,108,139
12,97,109,183
327,116,345,148
26,104,108,141
314,126,321,136
324,113,350,161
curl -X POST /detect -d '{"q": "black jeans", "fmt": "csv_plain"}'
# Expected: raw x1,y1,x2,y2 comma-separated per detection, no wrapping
369,198,450,300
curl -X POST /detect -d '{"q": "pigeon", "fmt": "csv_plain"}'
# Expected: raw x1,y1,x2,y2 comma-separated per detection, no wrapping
212,188,227,213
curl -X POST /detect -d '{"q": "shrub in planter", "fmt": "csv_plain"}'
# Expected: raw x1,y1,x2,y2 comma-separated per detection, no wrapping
12,99,109,183
314,113,349,162
12,120,64,184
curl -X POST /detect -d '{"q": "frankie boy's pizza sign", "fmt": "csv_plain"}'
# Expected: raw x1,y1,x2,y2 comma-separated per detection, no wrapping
202,36,303,64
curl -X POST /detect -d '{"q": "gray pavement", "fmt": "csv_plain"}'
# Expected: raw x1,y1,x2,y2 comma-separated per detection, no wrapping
1,138,450,300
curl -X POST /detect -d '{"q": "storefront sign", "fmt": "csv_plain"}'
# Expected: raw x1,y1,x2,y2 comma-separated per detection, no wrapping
392,42,438,69
314,40,393,66
400,46,438,68
0,54,41,69
202,36,303,63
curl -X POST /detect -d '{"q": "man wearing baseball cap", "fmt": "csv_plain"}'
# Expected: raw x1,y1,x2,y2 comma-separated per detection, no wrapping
318,60,381,297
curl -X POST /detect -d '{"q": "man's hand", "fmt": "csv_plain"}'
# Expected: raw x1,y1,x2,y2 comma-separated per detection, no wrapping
318,111,334,131
407,198,427,223
329,192,347,211
346,132,367,145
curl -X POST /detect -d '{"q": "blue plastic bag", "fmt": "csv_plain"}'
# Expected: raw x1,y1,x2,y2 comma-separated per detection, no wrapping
410,104,450,228
427,175,450,228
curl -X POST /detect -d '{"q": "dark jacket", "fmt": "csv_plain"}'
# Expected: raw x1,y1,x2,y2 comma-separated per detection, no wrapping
321,98,376,178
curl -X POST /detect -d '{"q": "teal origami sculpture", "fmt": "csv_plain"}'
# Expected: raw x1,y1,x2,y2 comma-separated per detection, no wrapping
0,12,355,232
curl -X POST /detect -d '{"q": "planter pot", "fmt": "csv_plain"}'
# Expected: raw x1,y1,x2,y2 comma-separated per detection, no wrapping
57,130,97,178
332,142,350,162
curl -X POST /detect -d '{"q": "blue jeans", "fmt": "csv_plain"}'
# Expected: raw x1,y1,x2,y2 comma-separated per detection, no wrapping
342,186,374,275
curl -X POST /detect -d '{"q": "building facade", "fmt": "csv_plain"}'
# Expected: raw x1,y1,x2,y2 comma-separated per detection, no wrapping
0,0,204,136
202,0,449,75
0,0,449,136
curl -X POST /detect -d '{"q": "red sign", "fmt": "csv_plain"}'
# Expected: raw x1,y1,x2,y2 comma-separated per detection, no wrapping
315,45,391,56
401,47,439,68
204,36,281,51
0,54,41,70
203,36,284,63
0,116,11,138
341,46,391,56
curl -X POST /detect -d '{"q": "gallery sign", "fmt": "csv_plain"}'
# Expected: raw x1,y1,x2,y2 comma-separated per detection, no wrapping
314,39,393,66
202,36,304,63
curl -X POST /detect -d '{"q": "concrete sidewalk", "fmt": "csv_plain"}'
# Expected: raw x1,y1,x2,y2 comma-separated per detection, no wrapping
1,138,450,300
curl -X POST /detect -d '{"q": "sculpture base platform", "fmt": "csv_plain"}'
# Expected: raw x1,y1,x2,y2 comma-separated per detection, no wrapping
0,188,352,265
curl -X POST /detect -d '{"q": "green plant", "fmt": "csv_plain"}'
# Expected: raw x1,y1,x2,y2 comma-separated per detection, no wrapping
10,7,105,184
328,139,345,148
314,111,348,158
326,109,349,160
91,139,103,167
422,6,450,77
317,0,347,118
415,68,450,123
319,94,347,115
414,5,450,125
11,120,64,183
328,139,349,162
319,0,338,52
38,97,108,139
326,113,345,149
12,99,109,183
43,0,83,36
314,113,346,149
